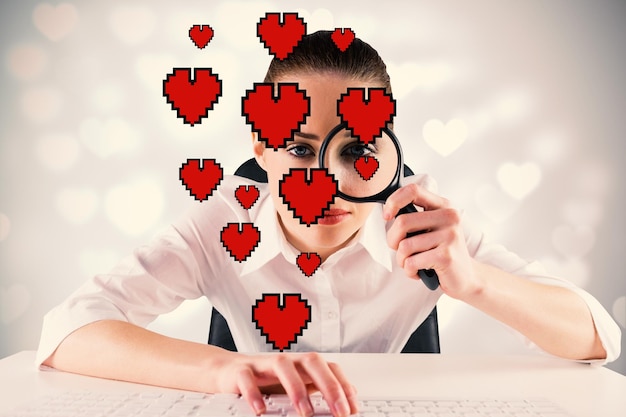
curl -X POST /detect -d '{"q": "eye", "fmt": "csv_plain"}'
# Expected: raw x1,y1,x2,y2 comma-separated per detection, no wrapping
286,144,314,158
341,143,376,159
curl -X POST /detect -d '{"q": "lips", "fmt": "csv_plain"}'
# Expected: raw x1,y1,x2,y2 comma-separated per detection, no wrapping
318,208,350,225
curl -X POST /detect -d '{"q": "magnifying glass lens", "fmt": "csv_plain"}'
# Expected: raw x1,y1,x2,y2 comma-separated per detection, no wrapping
322,128,399,199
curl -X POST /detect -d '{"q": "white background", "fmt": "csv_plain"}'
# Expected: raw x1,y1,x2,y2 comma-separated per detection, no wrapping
0,0,624,376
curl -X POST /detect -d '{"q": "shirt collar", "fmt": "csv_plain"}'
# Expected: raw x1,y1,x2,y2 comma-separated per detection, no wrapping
241,191,394,275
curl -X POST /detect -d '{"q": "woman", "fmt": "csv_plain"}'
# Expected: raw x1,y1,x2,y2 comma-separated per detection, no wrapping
38,31,620,417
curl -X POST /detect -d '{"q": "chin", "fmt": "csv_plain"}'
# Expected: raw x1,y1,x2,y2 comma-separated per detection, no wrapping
303,224,357,251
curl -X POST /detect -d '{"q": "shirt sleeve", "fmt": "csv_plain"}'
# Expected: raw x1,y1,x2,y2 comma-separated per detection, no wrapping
463,215,622,365
36,224,209,367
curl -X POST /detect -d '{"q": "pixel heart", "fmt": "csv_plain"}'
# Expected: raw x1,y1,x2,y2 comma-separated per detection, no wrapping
296,252,322,277
235,185,260,210
331,28,355,52
257,12,306,60
252,293,311,351
354,155,379,181
279,168,338,226
179,158,223,201
338,88,396,144
163,68,222,126
242,83,310,150
221,223,261,262
189,25,214,49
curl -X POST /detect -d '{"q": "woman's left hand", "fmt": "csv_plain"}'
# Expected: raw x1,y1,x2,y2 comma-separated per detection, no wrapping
383,182,483,300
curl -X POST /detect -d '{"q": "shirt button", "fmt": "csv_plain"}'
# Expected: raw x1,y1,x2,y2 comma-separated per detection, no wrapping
327,311,337,319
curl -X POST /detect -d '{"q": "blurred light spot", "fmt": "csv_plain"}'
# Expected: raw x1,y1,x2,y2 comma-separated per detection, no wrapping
90,82,125,113
79,117,143,159
79,248,120,278
34,133,80,172
561,200,604,229
576,162,611,198
340,14,378,40
613,296,626,329
32,2,78,41
104,176,164,237
165,11,200,47
387,61,454,97
0,213,11,241
55,187,99,225
551,224,595,258
422,118,468,157
540,257,590,288
215,1,280,50
6,43,48,81
496,162,542,199
490,88,532,124
464,108,495,140
134,53,178,89
109,4,157,46
19,86,63,123
295,8,334,33
528,130,567,165
473,184,518,223
1,284,31,324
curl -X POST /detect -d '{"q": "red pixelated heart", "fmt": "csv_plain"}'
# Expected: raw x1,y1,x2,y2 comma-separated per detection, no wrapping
257,12,306,60
337,88,396,144
221,223,261,262
242,83,310,150
279,168,338,226
163,68,222,126
296,252,321,277
235,185,260,210
331,28,355,52
354,155,379,181
253,293,311,351
179,159,223,201
189,25,214,49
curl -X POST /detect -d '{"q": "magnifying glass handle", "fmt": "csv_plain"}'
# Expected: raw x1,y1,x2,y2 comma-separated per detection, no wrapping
398,204,441,291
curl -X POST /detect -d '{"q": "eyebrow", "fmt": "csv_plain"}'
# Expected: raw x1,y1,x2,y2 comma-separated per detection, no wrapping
294,129,353,141
294,131,320,140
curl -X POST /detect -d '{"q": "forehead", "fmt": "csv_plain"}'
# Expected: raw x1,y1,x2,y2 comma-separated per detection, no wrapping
274,72,383,132
274,72,381,96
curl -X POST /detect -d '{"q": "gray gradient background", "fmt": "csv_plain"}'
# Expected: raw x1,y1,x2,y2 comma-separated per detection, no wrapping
1,0,624,377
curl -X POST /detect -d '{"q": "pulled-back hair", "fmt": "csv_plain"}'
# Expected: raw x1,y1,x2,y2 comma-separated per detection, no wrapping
263,30,392,93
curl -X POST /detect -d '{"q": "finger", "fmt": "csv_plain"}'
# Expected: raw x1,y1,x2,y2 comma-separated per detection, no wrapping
401,243,451,280
271,355,314,417
327,362,359,415
394,228,443,268
236,368,267,416
296,353,351,417
383,183,449,220
386,210,439,250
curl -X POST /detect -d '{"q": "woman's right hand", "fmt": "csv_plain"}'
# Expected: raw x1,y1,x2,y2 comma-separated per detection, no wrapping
215,351,358,417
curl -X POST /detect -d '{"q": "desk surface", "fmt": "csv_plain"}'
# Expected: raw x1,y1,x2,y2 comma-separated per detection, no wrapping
1,351,625,416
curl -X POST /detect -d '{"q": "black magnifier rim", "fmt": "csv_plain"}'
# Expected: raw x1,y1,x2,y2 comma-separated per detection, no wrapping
318,122,404,203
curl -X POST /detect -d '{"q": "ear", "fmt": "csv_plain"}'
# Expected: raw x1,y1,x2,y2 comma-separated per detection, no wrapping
251,132,268,171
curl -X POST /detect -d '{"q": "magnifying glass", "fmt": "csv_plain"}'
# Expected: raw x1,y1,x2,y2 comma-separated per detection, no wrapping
318,122,440,291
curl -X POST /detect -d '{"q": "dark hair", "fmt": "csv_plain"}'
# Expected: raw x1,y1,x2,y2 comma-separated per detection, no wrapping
263,30,392,93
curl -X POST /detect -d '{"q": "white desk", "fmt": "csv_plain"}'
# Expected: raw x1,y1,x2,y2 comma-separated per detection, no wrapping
1,351,625,416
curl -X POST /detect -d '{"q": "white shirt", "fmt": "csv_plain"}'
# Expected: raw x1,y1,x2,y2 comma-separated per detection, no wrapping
36,174,621,366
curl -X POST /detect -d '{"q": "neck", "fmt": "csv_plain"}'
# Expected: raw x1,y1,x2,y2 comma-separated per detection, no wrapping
276,214,357,263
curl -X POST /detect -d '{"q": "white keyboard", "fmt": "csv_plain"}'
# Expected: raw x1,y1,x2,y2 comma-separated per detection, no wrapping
1,391,574,416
